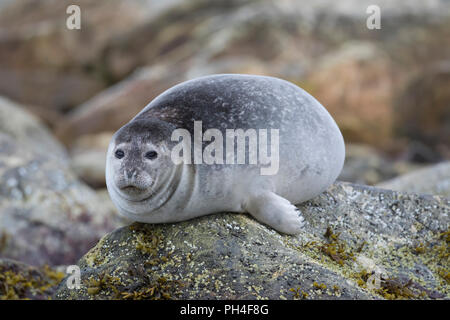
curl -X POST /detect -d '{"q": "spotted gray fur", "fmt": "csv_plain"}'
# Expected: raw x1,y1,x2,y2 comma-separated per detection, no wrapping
106,74,345,234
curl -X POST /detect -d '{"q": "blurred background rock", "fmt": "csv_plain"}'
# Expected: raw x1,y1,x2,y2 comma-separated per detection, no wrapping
1,0,449,191
0,0,449,269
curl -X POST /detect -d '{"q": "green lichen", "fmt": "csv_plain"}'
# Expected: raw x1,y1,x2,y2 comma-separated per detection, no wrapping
288,223,449,300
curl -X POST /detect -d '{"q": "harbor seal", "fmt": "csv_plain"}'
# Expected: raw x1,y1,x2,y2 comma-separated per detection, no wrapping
106,74,345,234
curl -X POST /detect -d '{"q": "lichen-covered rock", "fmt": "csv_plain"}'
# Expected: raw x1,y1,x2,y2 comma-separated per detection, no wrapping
0,258,64,300
54,183,449,300
377,162,450,198
0,133,122,266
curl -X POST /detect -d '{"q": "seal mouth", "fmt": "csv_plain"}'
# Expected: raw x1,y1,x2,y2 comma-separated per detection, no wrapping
120,185,146,193
114,180,156,202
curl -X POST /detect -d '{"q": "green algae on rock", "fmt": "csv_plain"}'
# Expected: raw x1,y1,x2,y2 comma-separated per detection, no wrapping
0,259,64,300
54,183,449,300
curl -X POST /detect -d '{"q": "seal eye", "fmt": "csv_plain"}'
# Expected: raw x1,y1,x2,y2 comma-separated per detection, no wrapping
145,151,158,160
115,149,125,159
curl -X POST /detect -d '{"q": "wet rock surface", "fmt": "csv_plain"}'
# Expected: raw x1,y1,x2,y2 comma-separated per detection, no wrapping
54,183,449,300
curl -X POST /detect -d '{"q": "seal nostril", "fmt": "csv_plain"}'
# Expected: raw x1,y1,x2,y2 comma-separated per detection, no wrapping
127,170,133,179
125,168,137,179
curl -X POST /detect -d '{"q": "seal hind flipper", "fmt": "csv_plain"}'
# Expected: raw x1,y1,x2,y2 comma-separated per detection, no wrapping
244,191,305,235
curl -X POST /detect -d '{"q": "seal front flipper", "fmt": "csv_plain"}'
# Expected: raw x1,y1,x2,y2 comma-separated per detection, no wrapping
244,191,305,235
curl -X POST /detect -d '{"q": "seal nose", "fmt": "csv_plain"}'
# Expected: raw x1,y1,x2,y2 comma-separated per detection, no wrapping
126,169,136,180
118,168,148,192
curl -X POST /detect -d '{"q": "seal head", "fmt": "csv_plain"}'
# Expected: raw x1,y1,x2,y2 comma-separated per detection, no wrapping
106,119,176,206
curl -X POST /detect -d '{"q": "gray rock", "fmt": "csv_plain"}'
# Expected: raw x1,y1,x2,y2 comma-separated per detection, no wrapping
377,161,450,198
100,0,450,81
339,143,421,185
56,65,187,144
70,132,114,188
53,182,449,300
71,150,107,188
0,96,67,161
0,133,122,266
